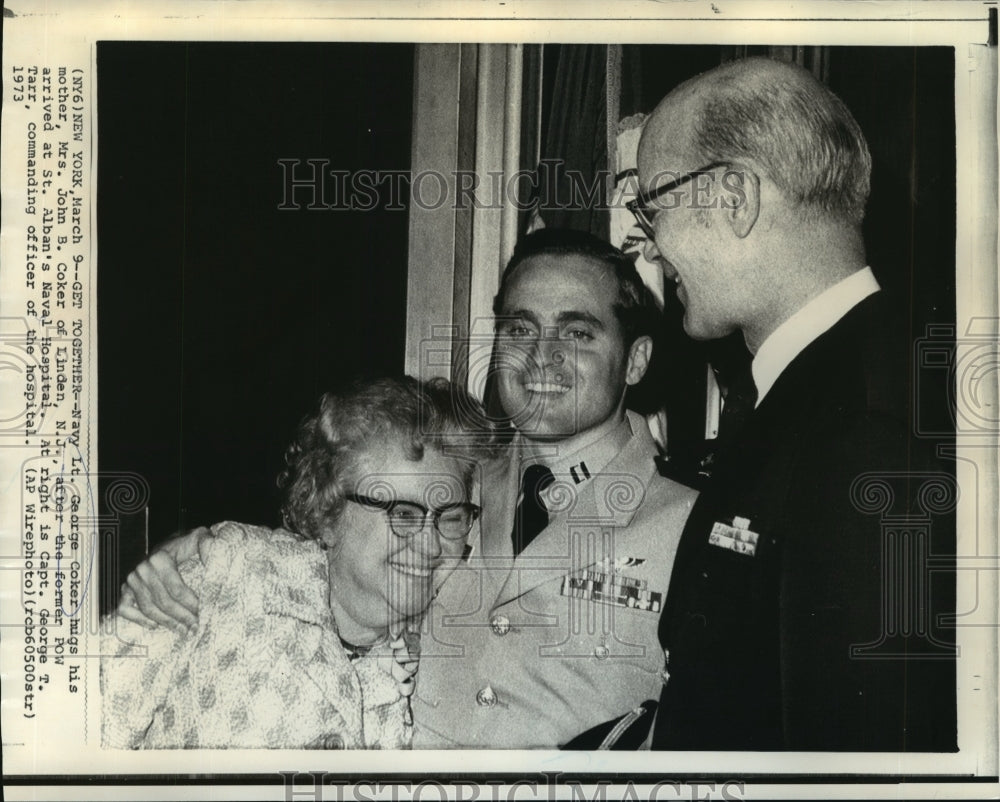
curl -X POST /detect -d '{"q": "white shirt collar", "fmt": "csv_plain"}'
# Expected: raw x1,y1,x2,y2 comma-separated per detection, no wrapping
751,267,880,407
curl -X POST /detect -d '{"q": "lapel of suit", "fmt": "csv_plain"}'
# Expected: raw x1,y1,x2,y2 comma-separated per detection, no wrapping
673,303,878,608
491,413,657,607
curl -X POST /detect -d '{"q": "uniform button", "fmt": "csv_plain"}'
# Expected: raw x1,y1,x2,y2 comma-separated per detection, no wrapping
476,685,499,707
490,614,511,636
685,611,708,628
323,733,344,749
660,668,671,685
593,644,610,660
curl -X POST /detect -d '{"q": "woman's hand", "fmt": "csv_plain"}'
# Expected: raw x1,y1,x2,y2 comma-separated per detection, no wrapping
118,527,210,634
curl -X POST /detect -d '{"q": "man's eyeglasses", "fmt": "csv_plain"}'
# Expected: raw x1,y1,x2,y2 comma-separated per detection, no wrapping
626,161,729,239
346,494,481,540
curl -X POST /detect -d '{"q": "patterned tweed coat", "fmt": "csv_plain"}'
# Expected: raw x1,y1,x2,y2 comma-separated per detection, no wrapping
102,522,410,749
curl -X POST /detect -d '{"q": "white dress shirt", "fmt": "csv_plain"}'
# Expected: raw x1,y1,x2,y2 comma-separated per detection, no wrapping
751,267,881,407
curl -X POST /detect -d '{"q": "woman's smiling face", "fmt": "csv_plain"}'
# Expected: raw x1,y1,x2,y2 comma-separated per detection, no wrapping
324,441,470,643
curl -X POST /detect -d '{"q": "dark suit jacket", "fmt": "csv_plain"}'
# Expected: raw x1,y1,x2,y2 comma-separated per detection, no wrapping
652,293,956,751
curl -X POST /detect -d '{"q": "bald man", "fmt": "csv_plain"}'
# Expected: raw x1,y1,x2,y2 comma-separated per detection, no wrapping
630,57,955,751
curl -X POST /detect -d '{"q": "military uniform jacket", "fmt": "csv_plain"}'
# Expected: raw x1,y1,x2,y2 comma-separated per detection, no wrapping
412,412,697,748
652,294,957,751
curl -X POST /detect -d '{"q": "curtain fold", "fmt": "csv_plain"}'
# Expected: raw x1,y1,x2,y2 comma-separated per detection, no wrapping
532,44,609,238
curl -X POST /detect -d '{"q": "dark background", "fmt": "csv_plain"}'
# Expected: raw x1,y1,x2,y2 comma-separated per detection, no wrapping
97,42,414,602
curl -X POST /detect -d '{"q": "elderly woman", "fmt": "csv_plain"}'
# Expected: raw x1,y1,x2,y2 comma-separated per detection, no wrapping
102,376,491,749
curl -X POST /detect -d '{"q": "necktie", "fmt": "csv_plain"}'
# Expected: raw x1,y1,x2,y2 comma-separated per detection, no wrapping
511,464,555,555
716,359,758,445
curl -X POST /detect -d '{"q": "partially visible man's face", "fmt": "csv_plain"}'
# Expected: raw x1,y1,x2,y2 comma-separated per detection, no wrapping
494,253,647,442
636,98,742,342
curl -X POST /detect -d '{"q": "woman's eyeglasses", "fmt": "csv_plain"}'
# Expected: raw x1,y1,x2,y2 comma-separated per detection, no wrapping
346,494,481,540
